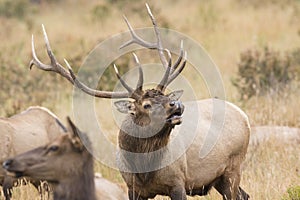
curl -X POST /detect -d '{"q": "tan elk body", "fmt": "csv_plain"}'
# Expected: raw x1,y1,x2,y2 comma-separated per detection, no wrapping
118,99,250,199
3,117,128,200
27,4,250,200
0,106,65,159
94,174,128,200
0,106,66,199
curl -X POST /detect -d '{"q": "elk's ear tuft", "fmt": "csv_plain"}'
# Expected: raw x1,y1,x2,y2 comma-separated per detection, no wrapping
114,100,135,115
66,117,84,151
66,117,80,138
167,90,183,101
55,118,68,133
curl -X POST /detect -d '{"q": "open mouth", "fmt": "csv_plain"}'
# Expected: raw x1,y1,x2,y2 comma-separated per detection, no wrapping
6,170,24,178
167,110,184,125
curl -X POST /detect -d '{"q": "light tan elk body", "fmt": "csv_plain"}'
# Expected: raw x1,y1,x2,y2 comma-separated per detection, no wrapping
27,4,250,200
0,106,66,199
94,173,128,200
3,117,127,200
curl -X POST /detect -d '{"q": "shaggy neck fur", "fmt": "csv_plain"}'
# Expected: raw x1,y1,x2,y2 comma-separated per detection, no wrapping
118,115,174,185
53,153,96,200
119,115,174,153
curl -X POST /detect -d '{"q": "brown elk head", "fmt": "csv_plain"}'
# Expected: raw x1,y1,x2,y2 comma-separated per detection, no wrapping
2,117,93,183
114,89,184,127
29,4,187,131
3,118,97,200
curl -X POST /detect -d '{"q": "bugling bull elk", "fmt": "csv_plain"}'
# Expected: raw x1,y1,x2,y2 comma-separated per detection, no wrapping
0,106,66,200
3,117,128,200
27,4,250,200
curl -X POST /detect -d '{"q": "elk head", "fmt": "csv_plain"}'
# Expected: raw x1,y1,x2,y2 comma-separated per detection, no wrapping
114,89,184,127
2,117,93,183
29,4,187,136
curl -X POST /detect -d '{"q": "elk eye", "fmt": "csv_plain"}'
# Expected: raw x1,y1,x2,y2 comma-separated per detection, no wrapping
49,145,59,152
143,104,151,109
169,101,175,107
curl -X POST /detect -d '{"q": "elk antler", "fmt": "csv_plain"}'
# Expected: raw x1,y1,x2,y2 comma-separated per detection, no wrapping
132,53,144,93
120,3,187,92
30,25,133,99
112,52,144,99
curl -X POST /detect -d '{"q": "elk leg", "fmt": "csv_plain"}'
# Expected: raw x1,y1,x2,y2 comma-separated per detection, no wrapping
170,186,187,200
214,172,241,200
128,189,147,200
3,176,14,200
237,186,250,200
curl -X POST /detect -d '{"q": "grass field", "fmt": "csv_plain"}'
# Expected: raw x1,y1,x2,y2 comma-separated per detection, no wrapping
0,0,299,199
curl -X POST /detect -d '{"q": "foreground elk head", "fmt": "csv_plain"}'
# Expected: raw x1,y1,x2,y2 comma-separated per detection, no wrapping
3,118,97,200
2,117,93,184
29,4,187,134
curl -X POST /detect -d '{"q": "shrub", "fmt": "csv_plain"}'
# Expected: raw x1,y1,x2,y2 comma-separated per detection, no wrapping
282,185,300,200
91,4,110,23
0,0,29,19
290,48,300,80
232,47,298,100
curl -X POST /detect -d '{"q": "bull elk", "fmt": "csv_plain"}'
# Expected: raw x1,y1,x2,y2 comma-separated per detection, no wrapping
3,117,127,200
28,4,250,200
0,106,66,200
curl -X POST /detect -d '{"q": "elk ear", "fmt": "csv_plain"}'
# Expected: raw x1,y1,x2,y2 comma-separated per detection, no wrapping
167,90,183,101
114,100,135,115
55,118,68,133
66,117,84,151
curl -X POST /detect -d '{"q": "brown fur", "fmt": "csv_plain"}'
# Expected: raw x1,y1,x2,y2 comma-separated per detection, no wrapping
3,117,127,200
115,89,185,196
0,106,66,200
118,122,172,186
117,96,250,200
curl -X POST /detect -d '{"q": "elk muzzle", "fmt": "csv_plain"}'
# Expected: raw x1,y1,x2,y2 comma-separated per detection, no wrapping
2,159,24,178
166,101,184,125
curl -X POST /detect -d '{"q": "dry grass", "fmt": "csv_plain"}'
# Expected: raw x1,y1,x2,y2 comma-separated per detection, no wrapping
242,90,300,127
242,139,300,200
1,0,300,199
4,139,299,200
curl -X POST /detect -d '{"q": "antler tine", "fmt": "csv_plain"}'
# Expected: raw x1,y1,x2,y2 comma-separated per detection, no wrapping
113,64,135,94
157,49,172,91
30,35,51,71
170,40,184,75
120,4,187,92
133,53,144,92
120,4,168,69
120,15,157,50
30,25,129,99
165,49,172,68
166,51,187,87
42,25,56,67
145,3,168,69
29,25,74,84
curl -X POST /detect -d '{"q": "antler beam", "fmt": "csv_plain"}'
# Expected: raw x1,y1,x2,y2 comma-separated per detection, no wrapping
30,25,130,99
120,3,187,92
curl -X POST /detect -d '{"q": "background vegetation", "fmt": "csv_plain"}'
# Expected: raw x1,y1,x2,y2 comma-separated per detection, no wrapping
0,0,299,199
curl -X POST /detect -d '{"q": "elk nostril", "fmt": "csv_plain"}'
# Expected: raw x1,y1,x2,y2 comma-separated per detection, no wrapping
3,159,13,169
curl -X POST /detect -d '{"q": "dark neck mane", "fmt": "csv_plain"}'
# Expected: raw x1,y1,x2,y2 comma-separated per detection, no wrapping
118,116,175,185
53,154,96,200
119,116,174,153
